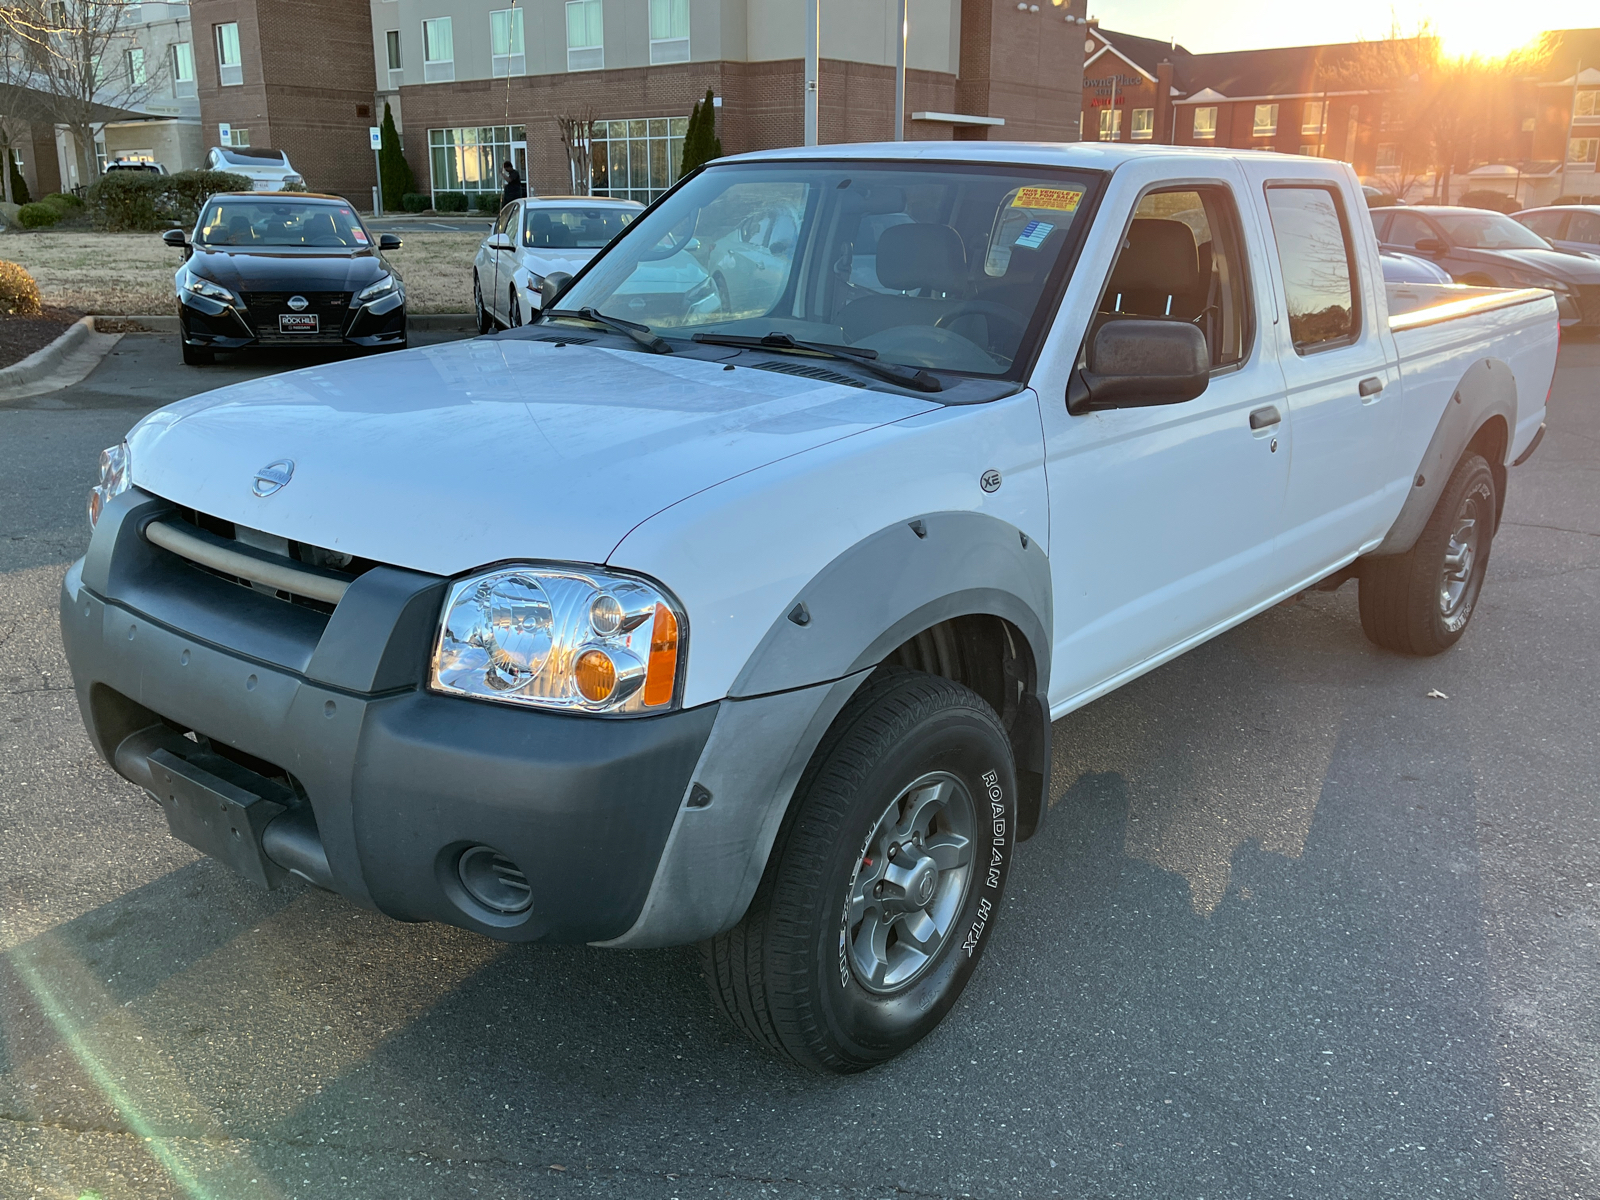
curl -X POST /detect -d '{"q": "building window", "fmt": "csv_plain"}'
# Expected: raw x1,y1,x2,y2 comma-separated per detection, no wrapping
1130,108,1154,140
1192,106,1216,139
385,30,402,88
590,116,690,204
1301,100,1324,135
491,8,525,77
125,46,144,86
1253,103,1278,137
171,41,195,97
567,0,603,71
1569,137,1599,166
1298,144,1319,157
429,125,526,198
1098,108,1121,141
649,0,689,65
221,126,250,148
1521,115,1536,132
1376,143,1399,170
1575,90,1597,118
215,22,242,87
422,17,454,82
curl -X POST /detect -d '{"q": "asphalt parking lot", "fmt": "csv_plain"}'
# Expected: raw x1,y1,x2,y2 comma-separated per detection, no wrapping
1,331,1597,1200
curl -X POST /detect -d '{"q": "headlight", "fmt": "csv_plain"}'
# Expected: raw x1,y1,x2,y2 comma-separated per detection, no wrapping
357,273,398,303
87,441,130,528
431,566,684,715
183,273,236,304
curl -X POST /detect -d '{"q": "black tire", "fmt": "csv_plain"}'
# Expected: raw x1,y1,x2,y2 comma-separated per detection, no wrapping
1359,451,1496,656
473,272,493,335
181,340,213,365
702,669,1017,1073
508,286,522,327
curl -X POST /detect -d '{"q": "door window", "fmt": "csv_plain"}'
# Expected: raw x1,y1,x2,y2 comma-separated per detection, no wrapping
1384,211,1436,250
1264,185,1360,354
495,202,518,236
1517,210,1566,240
1095,186,1253,370
1567,212,1600,246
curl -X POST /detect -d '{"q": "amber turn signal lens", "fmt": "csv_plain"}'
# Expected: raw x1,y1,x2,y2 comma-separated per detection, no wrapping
573,649,617,702
642,603,679,707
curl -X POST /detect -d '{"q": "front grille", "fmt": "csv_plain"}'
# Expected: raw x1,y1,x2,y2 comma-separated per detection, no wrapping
242,291,352,342
161,505,376,612
751,360,866,387
530,334,595,345
1576,284,1600,325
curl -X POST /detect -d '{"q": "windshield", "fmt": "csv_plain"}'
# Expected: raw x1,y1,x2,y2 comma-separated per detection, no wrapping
1433,211,1551,250
197,200,371,248
524,205,637,249
557,161,1097,378
216,148,286,166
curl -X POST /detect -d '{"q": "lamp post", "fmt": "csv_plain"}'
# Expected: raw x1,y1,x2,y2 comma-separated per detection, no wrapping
894,0,906,141
804,0,819,146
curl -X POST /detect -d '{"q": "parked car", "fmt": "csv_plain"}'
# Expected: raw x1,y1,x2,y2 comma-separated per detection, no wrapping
1379,248,1453,285
163,192,405,364
105,159,167,175
1372,204,1600,328
1513,205,1600,261
472,196,642,331
66,145,1557,1074
1362,184,1403,207
204,146,305,191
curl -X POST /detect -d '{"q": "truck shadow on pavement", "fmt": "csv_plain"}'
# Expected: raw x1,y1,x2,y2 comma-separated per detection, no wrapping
1,590,1513,1197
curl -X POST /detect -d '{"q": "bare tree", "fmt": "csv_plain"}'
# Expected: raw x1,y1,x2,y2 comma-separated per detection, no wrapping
557,111,596,197
0,0,168,189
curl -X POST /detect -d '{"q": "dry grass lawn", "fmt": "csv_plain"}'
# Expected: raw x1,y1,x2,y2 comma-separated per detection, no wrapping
0,230,478,314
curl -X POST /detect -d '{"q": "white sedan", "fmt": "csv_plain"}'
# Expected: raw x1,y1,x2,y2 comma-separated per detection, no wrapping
473,196,644,332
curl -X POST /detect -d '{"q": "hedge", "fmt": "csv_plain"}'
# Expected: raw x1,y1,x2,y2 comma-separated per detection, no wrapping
434,191,468,213
16,202,58,229
473,193,498,213
1457,189,1520,215
401,192,430,213
86,169,253,231
0,260,41,314
43,191,83,212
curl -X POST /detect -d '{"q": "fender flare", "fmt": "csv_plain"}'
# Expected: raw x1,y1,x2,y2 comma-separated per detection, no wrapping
1370,357,1516,557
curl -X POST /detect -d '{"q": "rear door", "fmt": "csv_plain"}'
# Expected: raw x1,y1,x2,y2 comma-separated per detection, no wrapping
1035,165,1294,710
1245,169,1402,581
489,202,520,323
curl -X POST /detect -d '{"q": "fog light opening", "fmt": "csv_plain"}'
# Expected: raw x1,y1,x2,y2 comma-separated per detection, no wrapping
456,845,533,914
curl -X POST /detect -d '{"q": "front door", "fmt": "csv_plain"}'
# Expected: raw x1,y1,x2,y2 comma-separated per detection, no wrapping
1038,177,1293,712
489,200,520,324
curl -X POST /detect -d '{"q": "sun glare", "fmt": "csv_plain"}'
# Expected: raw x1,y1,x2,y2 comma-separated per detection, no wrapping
1432,9,1545,62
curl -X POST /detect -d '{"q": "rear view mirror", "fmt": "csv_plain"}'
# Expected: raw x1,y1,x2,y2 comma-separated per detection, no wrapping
540,271,573,311
1068,319,1209,414
378,233,401,250
1413,237,1446,254
161,228,187,248
487,232,515,251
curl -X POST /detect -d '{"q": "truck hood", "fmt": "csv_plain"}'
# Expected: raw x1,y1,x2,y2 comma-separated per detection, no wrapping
126,336,939,577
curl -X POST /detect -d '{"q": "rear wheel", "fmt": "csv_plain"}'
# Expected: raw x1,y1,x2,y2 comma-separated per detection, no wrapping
1359,452,1496,655
181,340,213,366
508,286,522,327
702,669,1016,1073
473,272,493,335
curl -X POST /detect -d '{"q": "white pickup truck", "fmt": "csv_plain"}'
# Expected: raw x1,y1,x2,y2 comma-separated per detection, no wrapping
63,143,1558,1074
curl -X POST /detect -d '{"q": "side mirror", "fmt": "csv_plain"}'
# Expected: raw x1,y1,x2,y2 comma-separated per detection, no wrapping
540,271,573,311
378,233,401,250
487,232,515,252
1413,237,1446,255
162,228,188,248
1067,319,1210,415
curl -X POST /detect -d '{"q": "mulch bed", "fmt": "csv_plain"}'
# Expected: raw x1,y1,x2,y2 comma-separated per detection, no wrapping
0,307,80,369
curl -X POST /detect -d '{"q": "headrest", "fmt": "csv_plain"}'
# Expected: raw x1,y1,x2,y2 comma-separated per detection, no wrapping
877,223,966,292
1108,218,1199,295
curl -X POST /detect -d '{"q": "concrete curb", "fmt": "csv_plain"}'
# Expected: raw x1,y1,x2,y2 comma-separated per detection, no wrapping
91,313,476,334
0,315,92,389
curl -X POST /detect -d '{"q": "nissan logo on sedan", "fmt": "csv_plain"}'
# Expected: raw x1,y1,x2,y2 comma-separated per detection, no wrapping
252,459,295,497
287,295,309,311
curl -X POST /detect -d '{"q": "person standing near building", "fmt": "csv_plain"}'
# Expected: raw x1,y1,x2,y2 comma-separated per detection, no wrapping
501,161,527,206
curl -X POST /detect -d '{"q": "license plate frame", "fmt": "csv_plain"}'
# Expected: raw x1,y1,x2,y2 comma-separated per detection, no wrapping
149,748,290,888
279,313,319,333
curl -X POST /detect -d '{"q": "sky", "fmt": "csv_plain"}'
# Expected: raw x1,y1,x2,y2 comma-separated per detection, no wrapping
1087,0,1595,58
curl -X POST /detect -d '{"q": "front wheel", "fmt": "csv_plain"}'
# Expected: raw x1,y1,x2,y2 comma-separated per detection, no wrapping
1359,451,1497,655
508,286,522,327
702,669,1017,1073
181,340,213,366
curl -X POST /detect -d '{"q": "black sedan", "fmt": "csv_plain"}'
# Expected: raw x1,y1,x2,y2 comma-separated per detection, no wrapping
1370,205,1600,329
164,192,407,364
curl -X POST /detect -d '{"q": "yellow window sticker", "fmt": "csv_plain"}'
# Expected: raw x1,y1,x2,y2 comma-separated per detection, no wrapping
1012,187,1083,213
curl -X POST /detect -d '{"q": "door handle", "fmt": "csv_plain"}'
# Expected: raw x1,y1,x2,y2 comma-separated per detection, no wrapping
1359,376,1384,399
1249,405,1281,430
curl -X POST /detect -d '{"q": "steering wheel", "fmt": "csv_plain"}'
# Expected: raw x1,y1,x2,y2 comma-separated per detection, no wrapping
933,301,1029,347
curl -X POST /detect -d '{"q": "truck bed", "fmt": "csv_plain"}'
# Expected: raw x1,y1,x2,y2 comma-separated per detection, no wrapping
1386,282,1552,332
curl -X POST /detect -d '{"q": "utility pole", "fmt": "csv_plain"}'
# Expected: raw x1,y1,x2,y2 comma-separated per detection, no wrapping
804,0,819,146
894,0,906,141
1560,61,1581,199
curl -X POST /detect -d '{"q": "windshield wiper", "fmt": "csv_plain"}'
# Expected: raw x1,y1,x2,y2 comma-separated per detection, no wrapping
690,331,942,393
543,308,673,354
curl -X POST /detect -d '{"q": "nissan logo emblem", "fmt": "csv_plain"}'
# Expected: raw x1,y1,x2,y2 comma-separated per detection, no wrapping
252,459,295,497
287,295,309,311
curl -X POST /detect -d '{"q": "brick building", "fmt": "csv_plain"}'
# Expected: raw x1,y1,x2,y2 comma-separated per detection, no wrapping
192,0,379,200
193,0,1087,205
